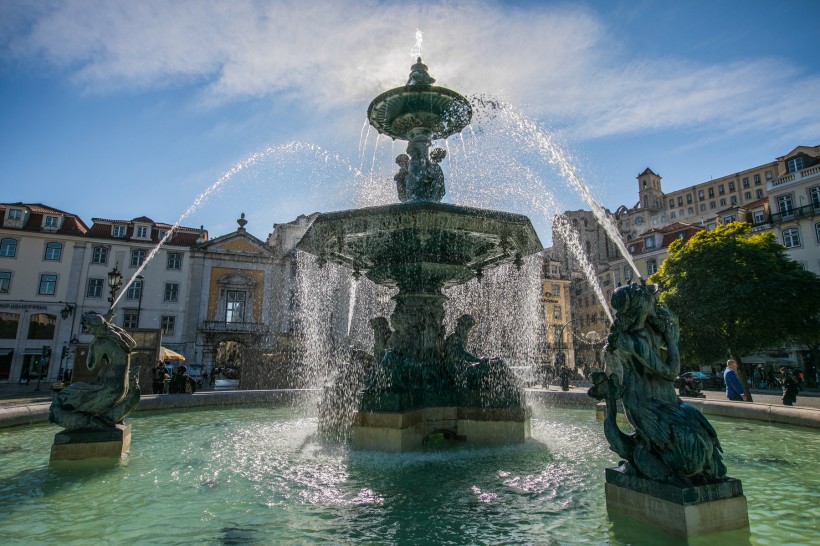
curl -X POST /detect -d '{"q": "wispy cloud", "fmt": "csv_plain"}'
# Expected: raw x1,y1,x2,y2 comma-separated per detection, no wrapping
2,0,818,141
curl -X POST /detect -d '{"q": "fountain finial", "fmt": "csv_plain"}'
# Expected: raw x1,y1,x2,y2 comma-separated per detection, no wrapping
407,57,435,87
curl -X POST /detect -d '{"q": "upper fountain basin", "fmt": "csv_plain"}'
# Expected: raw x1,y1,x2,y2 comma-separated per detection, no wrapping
297,201,542,290
367,85,472,141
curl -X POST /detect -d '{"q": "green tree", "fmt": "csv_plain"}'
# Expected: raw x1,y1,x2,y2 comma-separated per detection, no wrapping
648,222,820,402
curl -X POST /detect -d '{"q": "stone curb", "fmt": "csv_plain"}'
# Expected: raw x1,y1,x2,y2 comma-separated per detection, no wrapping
0,390,318,430
682,398,820,429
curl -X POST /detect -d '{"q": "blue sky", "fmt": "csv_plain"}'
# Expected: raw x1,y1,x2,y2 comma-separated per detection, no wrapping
1,0,818,245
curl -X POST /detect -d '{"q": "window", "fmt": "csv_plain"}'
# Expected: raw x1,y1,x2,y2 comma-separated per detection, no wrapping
708,188,715,198
158,229,167,240
811,187,820,209
753,210,765,224
0,311,19,338
698,190,705,201
226,290,246,323
131,249,146,267
766,171,772,180
551,283,561,296
699,204,706,212
112,225,126,237
39,274,57,295
787,157,804,173
720,198,726,206
669,199,675,208
123,313,139,329
670,211,676,219
677,196,683,207
644,236,656,249
28,313,56,339
707,222,717,231
756,189,764,198
635,217,644,225
44,216,59,228
778,195,794,216
8,209,22,220
718,185,725,195
723,214,736,224
710,202,717,209
745,192,752,199
0,271,10,293
624,267,633,281
688,207,694,214
647,259,658,275
86,278,104,298
731,196,737,205
729,182,735,192
126,279,142,300
91,246,108,264
161,315,176,336
44,242,62,261
164,283,179,302
743,177,750,188
167,252,182,270
552,305,561,321
679,209,684,217
815,223,820,243
687,194,693,204
0,238,18,257
754,174,761,184
136,226,149,238
782,228,801,248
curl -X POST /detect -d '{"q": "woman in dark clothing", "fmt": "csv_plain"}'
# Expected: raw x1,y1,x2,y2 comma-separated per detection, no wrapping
781,367,799,406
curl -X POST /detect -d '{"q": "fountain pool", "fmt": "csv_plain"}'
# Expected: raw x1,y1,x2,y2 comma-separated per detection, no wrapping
1,404,816,545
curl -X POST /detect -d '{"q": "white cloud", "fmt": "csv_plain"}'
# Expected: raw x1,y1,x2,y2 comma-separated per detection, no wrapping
3,0,819,141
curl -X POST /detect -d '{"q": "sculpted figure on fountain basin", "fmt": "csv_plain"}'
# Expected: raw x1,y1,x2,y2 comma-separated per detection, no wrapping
50,312,140,432
589,281,726,484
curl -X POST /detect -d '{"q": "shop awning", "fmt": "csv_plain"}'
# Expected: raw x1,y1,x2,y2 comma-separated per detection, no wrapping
160,347,186,361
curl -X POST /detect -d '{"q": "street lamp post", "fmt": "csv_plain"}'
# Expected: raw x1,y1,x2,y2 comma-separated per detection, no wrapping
553,318,576,369
107,263,123,319
136,274,144,328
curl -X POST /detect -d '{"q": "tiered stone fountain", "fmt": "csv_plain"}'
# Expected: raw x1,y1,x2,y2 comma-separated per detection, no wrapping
298,59,542,451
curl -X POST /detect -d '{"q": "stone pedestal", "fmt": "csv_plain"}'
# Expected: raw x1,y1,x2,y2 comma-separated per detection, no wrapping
604,467,749,537
50,424,131,462
351,406,529,452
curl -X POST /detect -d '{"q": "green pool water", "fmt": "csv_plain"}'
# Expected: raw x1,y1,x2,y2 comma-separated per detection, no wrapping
0,405,816,545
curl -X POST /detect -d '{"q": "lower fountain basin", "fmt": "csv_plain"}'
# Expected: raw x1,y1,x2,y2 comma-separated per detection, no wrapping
0,403,816,545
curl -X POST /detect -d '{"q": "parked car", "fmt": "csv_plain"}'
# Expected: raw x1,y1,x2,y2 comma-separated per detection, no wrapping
674,371,724,391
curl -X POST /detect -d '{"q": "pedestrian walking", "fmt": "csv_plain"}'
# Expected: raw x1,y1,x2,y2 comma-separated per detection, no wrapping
152,360,169,394
723,359,746,401
781,367,799,406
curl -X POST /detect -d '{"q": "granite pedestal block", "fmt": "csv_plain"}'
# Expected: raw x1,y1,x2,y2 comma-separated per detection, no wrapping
351,406,530,452
604,467,749,537
50,424,131,462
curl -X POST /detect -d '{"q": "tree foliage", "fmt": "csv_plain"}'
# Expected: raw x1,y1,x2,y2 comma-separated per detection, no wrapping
648,222,820,377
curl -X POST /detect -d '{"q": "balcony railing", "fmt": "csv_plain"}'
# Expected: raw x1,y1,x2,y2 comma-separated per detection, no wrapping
200,321,269,335
770,203,820,224
770,165,820,188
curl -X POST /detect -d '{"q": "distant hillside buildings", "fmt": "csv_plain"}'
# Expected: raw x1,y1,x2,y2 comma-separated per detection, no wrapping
546,144,820,373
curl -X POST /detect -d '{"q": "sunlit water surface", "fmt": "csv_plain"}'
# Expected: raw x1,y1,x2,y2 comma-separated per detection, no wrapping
0,406,816,545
